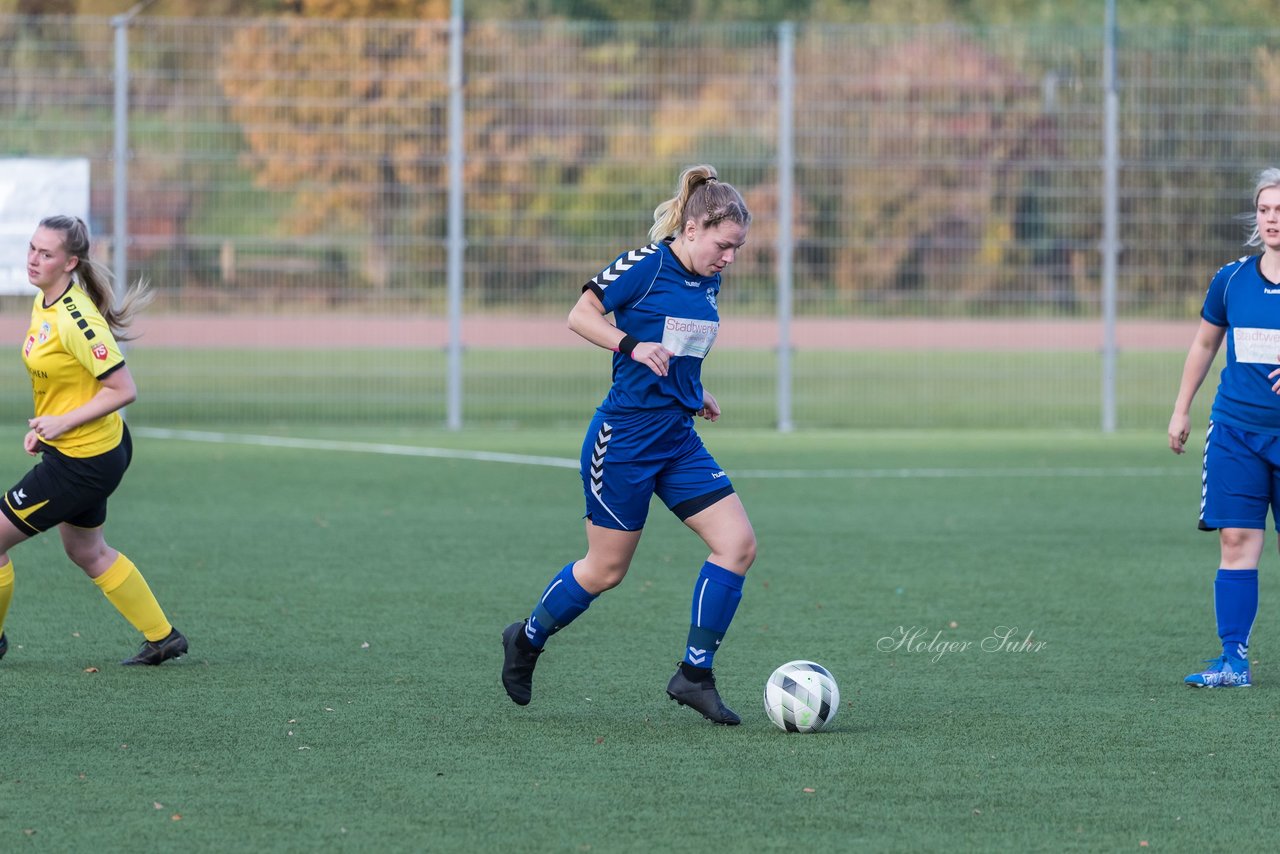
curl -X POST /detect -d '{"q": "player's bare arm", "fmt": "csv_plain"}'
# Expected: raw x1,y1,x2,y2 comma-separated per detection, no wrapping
28,365,137,443
568,289,671,377
1169,320,1226,454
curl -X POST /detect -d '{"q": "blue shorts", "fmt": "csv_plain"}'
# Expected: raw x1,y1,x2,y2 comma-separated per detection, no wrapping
580,409,734,531
1200,420,1280,531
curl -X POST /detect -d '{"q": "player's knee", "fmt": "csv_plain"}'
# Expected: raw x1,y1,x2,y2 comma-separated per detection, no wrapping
736,533,758,572
63,541,107,572
576,558,629,593
1220,528,1263,562
716,531,757,574
62,541,87,567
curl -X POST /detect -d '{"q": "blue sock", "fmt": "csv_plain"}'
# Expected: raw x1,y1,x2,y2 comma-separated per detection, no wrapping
525,562,597,649
1215,568,1258,660
683,561,745,669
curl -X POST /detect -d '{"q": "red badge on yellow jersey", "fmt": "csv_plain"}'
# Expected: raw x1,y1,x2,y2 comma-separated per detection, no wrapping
24,335,35,357
92,343,108,361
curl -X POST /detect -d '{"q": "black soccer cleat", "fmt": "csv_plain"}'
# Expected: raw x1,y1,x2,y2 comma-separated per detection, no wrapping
501,620,542,706
666,662,741,725
0,631,7,661
121,627,188,666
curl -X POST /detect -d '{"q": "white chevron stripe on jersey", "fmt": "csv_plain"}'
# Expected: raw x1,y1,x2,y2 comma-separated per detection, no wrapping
589,243,658,291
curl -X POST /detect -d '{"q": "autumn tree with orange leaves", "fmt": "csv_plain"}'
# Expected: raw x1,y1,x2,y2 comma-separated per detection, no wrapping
218,0,450,288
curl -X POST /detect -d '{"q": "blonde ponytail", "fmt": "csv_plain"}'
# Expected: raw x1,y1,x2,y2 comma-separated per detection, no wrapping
649,164,750,243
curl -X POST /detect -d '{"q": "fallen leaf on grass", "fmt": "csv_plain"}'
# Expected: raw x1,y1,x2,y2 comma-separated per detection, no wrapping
802,788,815,793
153,802,163,810
83,667,98,673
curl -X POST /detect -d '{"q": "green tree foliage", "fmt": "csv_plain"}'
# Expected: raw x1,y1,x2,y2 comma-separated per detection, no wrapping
196,15,1280,306
8,1,1278,308
298,0,444,16
456,0,1280,28
788,26,1081,311
457,20,779,302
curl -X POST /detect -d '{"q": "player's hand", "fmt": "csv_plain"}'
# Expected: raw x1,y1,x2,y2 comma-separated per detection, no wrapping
1168,413,1191,455
28,415,69,443
23,429,41,456
630,341,673,377
1269,360,1280,393
698,390,721,422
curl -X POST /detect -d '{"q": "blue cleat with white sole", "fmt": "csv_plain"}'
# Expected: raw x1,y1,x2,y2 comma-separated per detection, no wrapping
1185,654,1251,688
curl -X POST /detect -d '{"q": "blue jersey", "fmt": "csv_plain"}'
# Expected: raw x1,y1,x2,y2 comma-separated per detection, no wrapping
584,238,721,414
1203,255,1280,434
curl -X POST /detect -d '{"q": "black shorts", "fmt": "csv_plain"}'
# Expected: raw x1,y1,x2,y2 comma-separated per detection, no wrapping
2,425,133,535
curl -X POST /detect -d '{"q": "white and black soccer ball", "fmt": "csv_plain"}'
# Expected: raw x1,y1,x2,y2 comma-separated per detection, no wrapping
763,660,840,733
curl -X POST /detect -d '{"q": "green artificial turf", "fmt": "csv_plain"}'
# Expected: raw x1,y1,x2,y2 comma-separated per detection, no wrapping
0,427,1266,851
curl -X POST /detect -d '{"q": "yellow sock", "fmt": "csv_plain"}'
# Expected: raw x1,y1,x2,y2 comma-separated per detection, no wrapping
0,558,14,637
92,553,172,642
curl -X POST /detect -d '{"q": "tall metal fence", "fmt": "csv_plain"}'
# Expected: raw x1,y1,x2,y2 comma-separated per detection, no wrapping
2,14,1277,430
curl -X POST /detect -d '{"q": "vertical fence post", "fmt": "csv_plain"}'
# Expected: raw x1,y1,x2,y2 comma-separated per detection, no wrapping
775,21,795,433
110,5,145,300
109,0,158,300
1101,0,1119,433
446,0,466,430
111,18,127,301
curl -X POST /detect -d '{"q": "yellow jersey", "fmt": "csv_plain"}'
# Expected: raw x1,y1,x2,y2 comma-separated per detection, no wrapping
21,284,126,458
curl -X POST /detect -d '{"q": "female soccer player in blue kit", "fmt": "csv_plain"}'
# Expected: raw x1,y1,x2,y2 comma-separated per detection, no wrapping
0,215,186,667
501,165,756,723
1169,167,1280,688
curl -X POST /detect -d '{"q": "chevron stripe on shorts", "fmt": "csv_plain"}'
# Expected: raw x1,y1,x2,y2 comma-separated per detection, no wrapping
587,420,628,529
589,421,612,503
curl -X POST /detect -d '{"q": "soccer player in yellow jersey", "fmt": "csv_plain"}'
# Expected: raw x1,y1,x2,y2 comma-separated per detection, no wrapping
0,215,186,666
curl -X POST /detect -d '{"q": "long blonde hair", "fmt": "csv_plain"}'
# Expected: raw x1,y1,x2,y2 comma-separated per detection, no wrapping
649,164,751,243
40,215,152,341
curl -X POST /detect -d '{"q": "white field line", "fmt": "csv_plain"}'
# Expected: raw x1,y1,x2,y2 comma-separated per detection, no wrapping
133,427,1185,479
731,466,1182,478
132,427,580,469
